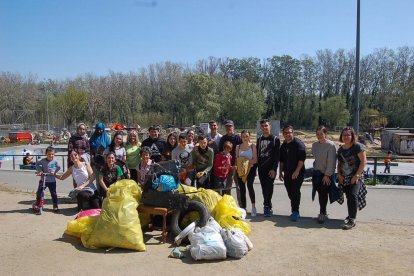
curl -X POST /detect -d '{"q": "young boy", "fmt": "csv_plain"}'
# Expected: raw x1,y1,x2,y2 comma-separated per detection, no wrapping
172,133,194,185
35,146,61,212
192,134,214,188
212,141,235,192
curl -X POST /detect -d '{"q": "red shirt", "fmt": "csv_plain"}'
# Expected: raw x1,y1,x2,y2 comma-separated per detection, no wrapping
213,152,233,178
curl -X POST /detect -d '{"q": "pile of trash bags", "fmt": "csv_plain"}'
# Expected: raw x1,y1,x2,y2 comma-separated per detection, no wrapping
64,181,253,258
175,216,253,261
65,179,146,251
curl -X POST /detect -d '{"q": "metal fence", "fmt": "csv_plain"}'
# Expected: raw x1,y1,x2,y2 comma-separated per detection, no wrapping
0,154,67,172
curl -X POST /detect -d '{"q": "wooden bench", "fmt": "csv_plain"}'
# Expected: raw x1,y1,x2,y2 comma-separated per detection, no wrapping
19,164,37,170
137,205,174,243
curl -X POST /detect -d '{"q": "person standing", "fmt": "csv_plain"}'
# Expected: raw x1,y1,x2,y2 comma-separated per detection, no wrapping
192,134,214,188
89,122,111,159
208,120,222,153
279,125,306,222
256,119,280,217
172,134,194,184
337,126,367,230
67,123,90,166
236,130,258,216
311,126,337,223
383,150,392,173
125,130,141,182
218,120,242,197
141,126,166,163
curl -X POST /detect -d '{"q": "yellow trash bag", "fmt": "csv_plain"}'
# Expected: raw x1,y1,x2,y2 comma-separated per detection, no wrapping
65,215,99,239
213,195,251,236
83,179,146,251
189,188,222,214
178,185,222,214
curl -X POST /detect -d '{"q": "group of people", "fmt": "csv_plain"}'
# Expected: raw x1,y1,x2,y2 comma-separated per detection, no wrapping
33,120,367,230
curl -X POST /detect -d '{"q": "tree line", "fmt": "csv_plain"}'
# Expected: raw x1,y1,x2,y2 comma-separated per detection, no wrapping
1,46,413,130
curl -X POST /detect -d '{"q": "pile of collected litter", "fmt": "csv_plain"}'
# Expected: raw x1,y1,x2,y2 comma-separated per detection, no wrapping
64,179,253,260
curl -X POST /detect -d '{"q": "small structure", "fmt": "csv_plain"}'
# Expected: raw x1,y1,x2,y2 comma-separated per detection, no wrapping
392,133,414,155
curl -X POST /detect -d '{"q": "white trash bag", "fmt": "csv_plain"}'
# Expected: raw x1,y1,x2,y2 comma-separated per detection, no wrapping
188,225,227,261
221,227,253,258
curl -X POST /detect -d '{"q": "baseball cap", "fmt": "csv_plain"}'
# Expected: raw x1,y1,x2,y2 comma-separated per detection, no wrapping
224,120,234,126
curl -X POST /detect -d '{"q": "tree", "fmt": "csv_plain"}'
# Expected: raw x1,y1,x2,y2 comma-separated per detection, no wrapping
320,96,350,129
221,79,265,128
54,85,88,127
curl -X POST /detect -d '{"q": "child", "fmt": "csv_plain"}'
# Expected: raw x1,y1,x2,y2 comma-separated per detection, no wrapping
212,141,235,192
384,150,392,173
192,134,214,188
35,146,61,212
172,133,194,185
137,146,152,189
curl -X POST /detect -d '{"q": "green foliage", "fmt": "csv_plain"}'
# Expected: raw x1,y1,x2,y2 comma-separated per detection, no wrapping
360,108,388,131
222,79,265,128
54,85,88,127
320,96,350,129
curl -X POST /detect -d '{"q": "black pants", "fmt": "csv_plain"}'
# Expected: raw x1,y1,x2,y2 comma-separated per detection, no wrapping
258,168,275,209
312,171,330,215
343,182,360,220
130,168,138,182
36,181,58,208
283,174,304,213
77,190,100,211
236,166,257,209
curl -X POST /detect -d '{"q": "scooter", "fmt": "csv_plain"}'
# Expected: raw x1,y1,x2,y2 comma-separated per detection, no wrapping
32,173,50,215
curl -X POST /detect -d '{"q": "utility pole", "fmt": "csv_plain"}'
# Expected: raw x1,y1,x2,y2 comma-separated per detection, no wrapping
354,0,361,135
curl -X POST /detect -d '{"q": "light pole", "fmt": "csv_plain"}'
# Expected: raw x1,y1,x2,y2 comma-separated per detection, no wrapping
354,0,361,135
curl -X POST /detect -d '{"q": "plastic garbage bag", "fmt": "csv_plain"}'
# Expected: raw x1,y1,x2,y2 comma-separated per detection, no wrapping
188,225,227,261
82,179,146,251
75,208,101,219
221,227,250,258
65,215,99,239
213,195,251,235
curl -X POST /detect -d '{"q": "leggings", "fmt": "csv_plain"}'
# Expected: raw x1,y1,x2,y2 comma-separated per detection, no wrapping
236,166,257,209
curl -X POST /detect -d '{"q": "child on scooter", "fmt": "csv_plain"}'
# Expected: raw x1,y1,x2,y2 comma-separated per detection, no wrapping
35,146,61,212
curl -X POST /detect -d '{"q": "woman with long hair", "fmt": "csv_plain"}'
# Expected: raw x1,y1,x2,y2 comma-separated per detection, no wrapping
311,126,337,223
162,132,178,161
235,130,258,216
126,130,141,181
337,126,367,230
57,151,100,211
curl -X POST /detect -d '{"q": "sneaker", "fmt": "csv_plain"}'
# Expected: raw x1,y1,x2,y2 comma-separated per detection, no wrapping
317,213,327,224
263,207,273,217
290,211,300,222
53,207,59,213
251,207,257,217
342,219,356,230
344,216,350,224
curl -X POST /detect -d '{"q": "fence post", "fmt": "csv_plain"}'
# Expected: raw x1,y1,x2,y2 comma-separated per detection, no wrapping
373,157,377,185
62,156,66,172
13,156,15,170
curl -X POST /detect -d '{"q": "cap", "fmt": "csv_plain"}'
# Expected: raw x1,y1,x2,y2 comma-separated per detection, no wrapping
224,120,234,126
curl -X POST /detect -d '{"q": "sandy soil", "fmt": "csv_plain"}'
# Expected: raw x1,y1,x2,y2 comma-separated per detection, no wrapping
0,188,413,276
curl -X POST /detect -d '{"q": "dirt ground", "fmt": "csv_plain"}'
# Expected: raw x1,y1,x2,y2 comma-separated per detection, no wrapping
1,189,413,276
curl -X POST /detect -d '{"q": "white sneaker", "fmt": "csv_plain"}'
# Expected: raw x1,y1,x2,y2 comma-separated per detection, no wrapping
251,207,257,217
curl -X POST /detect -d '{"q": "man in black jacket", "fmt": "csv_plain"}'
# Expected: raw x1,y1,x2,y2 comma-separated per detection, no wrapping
279,125,306,222
256,119,280,217
141,126,166,163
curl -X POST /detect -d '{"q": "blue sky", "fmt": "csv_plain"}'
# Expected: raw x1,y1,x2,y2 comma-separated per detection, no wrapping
1,0,413,80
